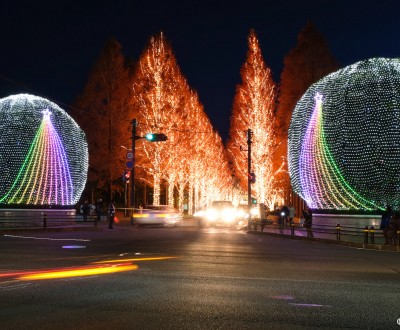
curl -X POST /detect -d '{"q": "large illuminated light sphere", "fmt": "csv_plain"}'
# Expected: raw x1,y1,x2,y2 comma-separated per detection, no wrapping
0,94,88,206
288,58,400,211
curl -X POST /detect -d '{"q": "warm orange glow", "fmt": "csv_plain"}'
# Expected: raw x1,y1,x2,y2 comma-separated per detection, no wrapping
93,256,178,264
132,213,168,218
227,29,281,210
18,263,138,281
131,32,234,212
0,255,178,282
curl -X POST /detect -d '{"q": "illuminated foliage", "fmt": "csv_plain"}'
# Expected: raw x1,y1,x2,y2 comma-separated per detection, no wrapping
275,22,339,201
72,37,133,200
227,29,278,209
131,33,233,210
0,94,88,206
289,58,400,210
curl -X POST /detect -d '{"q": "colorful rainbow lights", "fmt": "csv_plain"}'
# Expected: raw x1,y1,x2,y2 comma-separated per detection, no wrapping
298,92,379,210
0,94,88,206
1,109,73,204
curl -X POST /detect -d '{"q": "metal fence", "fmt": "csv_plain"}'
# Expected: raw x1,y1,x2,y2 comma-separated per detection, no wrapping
0,213,105,229
253,221,400,246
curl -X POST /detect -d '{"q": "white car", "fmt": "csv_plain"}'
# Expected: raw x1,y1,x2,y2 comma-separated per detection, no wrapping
131,205,182,226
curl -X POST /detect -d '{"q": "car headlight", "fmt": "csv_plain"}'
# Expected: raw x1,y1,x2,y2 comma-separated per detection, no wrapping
206,209,218,221
194,210,206,217
220,209,235,222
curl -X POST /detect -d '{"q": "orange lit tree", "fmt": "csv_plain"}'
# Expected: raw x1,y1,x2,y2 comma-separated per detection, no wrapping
227,29,281,210
275,21,339,203
130,32,233,210
72,37,133,201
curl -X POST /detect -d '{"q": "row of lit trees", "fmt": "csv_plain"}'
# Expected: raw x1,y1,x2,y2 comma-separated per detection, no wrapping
131,33,236,211
72,22,339,212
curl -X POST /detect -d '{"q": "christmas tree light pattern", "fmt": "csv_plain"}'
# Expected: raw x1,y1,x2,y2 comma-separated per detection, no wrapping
0,94,88,206
289,58,400,210
0,109,73,204
299,93,379,210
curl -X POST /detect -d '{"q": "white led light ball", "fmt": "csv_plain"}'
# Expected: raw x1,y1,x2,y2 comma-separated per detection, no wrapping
289,58,400,210
0,94,88,206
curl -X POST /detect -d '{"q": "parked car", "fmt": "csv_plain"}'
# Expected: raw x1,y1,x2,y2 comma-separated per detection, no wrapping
131,205,182,226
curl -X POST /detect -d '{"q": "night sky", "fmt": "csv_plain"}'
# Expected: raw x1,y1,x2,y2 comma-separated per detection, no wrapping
2,0,400,142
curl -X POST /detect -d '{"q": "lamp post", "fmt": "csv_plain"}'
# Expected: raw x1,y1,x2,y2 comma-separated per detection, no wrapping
247,129,253,230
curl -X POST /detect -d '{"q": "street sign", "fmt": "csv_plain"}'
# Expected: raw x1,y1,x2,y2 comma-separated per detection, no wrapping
126,161,133,169
126,151,134,160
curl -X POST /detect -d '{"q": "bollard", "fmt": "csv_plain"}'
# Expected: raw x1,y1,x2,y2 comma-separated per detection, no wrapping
290,222,295,236
364,226,368,244
43,213,47,229
369,226,375,245
336,224,341,240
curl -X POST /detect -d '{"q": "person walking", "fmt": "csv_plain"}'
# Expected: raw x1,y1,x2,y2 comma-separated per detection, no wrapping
281,204,290,226
108,200,115,229
388,212,399,246
82,199,90,222
95,198,103,224
303,207,314,238
259,203,267,232
380,205,392,245
288,203,296,225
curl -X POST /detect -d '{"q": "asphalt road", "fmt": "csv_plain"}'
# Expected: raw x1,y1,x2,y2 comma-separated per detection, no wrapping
1,224,399,329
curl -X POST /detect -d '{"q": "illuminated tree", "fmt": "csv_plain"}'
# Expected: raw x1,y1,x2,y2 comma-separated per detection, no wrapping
227,29,278,209
130,32,237,210
72,37,133,201
275,21,339,202
131,32,189,206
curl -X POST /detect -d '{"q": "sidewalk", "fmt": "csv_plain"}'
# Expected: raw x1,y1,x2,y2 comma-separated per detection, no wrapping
2,216,399,252
248,223,400,252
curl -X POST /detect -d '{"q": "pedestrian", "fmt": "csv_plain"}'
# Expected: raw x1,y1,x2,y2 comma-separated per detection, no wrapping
380,205,392,245
259,203,267,232
95,198,103,224
388,212,399,246
288,203,296,225
281,204,290,226
303,207,314,238
82,199,90,222
108,200,115,229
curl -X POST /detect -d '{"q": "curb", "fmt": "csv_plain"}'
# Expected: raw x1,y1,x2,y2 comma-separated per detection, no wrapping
0,226,102,234
247,230,400,252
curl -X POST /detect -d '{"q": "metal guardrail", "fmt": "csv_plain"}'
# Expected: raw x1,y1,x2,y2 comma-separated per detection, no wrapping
253,221,400,246
0,213,105,229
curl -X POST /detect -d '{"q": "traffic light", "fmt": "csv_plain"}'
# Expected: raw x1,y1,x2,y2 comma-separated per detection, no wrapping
145,133,168,142
252,197,257,205
122,170,130,182
249,172,256,184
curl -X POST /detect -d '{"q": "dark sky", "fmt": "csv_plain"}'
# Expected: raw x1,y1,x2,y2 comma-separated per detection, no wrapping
2,0,400,141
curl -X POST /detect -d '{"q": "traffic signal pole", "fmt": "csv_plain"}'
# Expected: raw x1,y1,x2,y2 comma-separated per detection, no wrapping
130,119,137,216
129,119,167,225
247,129,252,229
